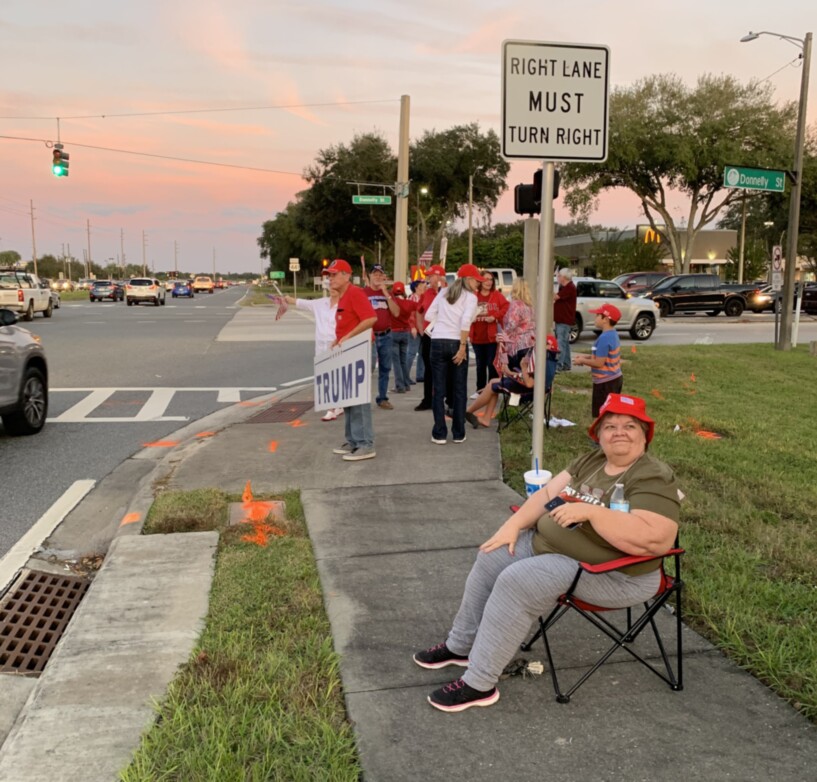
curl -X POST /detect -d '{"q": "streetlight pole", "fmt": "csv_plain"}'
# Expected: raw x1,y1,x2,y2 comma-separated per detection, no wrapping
741,30,812,350
415,186,428,263
468,174,474,264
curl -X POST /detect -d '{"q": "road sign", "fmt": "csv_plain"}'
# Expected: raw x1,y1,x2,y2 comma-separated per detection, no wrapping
723,166,786,193
352,195,392,205
289,258,300,272
771,245,784,291
269,271,285,280
501,39,610,161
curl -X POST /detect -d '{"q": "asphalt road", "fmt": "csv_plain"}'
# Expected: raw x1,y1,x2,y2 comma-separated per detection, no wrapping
0,286,315,557
2,292,816,558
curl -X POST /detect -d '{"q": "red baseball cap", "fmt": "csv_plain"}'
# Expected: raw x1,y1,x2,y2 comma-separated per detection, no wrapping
392,281,406,295
325,259,352,274
588,393,655,443
588,303,622,324
427,264,446,276
457,263,483,281
546,334,559,352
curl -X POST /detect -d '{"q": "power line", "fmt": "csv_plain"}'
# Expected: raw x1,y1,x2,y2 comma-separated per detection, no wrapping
0,134,305,176
0,98,399,122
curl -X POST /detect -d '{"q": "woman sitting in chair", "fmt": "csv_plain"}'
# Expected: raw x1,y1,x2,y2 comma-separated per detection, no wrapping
465,335,557,429
413,393,682,712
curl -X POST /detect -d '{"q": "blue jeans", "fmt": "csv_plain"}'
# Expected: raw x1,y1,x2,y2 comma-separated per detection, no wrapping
431,339,468,441
472,342,498,392
344,402,374,449
371,331,393,404
554,323,572,370
391,331,411,391
407,333,422,381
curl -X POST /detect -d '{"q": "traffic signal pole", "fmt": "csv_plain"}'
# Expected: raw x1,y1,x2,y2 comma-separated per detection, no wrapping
531,162,557,470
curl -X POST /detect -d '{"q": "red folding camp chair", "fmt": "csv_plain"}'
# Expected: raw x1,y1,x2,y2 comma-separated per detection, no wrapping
520,543,685,703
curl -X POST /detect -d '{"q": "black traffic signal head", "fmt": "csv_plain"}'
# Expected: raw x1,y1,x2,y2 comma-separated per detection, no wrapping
514,169,561,216
52,145,69,177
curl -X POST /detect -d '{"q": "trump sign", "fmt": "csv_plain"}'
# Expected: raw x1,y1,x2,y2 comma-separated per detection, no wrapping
313,329,372,412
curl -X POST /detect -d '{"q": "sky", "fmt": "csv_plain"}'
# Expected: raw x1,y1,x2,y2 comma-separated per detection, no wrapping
1,0,815,276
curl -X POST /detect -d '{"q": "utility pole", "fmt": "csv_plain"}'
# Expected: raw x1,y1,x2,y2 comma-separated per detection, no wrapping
67,243,72,282
468,175,474,264
393,94,410,283
86,219,92,278
142,230,147,277
212,247,216,279
29,200,38,277
738,192,747,284
120,228,126,276
174,240,178,276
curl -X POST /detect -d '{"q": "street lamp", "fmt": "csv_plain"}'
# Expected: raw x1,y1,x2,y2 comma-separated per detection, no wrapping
741,29,812,350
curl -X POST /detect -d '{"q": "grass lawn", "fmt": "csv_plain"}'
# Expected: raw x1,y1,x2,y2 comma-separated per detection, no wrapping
501,342,817,720
120,489,360,781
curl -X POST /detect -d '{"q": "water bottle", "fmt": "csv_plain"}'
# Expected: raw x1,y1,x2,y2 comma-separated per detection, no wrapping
610,483,629,512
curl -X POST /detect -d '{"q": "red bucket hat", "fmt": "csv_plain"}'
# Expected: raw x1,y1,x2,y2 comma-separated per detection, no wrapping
588,393,655,443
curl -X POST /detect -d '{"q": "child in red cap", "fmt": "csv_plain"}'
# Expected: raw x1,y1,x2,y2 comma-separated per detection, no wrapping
573,303,623,417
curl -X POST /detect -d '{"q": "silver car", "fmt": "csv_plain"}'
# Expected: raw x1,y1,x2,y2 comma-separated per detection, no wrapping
571,278,661,343
0,308,48,436
125,278,166,307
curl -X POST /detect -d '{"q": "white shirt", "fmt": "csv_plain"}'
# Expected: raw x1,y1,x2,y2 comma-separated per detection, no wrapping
296,297,337,355
425,288,478,340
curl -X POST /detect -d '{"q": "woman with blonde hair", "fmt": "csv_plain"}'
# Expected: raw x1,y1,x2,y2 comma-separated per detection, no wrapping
496,278,535,376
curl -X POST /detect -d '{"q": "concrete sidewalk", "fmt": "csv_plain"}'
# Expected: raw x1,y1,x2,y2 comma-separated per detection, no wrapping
1,380,815,780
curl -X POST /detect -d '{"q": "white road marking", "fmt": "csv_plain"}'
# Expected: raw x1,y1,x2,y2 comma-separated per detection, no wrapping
0,480,96,594
134,388,177,421
50,388,116,421
280,376,314,387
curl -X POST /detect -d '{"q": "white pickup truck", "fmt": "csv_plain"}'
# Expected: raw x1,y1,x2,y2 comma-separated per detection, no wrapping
0,269,53,320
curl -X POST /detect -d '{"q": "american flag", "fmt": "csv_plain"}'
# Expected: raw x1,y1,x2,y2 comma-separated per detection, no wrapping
417,243,434,268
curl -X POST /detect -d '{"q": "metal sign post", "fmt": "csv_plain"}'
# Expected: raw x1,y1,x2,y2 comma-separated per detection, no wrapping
289,258,300,298
502,39,610,470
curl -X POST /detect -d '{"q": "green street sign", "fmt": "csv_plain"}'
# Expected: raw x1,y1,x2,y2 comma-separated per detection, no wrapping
269,271,285,279
723,166,786,193
352,195,392,205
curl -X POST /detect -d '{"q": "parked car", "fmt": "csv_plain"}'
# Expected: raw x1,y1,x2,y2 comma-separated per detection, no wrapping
125,278,166,307
172,281,194,298
611,271,669,295
571,278,661,343
0,308,48,435
192,275,215,294
643,274,759,317
89,280,124,302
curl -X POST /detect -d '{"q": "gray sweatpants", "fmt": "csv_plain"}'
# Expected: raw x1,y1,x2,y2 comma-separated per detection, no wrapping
446,529,661,692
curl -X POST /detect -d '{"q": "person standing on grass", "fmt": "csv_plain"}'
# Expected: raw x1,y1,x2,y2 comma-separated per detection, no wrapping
389,281,417,394
326,259,378,462
363,264,401,411
425,263,481,445
414,265,446,412
284,287,344,422
553,268,577,372
572,303,623,417
470,271,509,395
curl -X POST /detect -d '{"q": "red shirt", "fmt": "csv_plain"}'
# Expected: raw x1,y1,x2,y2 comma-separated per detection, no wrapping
470,290,510,345
418,287,439,331
336,285,376,340
362,286,393,333
390,297,417,331
554,281,577,326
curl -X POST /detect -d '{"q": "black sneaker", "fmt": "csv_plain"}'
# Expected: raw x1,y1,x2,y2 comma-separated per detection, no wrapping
414,402,432,411
413,642,469,670
427,678,500,713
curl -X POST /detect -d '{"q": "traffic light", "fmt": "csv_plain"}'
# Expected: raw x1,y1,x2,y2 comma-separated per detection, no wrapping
513,169,561,216
52,144,69,177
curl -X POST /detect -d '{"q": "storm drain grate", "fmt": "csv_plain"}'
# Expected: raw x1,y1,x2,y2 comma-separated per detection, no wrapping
246,400,314,423
0,570,90,675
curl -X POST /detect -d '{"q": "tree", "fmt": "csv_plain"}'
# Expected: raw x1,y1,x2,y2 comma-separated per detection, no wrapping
410,123,510,257
0,250,22,267
561,74,798,273
723,240,768,282
257,201,334,276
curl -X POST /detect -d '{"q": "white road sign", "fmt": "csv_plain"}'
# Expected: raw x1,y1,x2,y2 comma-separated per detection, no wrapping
502,39,610,162
289,258,300,272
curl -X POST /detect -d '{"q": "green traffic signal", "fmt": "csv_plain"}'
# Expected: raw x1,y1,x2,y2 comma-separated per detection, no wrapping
52,146,69,177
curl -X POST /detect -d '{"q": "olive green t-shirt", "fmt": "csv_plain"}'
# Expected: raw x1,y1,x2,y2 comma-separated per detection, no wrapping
532,450,682,575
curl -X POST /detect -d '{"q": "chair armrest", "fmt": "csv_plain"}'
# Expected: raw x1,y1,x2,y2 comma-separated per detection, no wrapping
580,548,684,574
